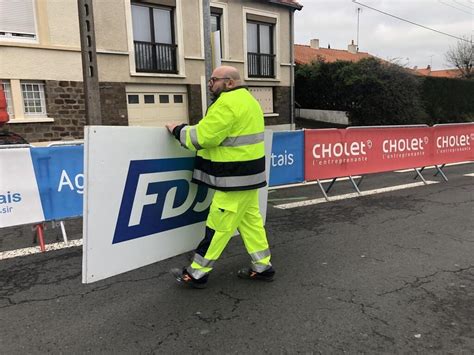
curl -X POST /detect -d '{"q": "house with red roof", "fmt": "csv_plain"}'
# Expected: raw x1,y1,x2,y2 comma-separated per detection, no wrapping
295,39,373,65
413,65,463,79
295,39,464,80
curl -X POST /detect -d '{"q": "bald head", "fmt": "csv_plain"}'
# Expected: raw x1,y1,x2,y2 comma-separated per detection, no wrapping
220,66,241,81
209,66,243,97
213,66,241,83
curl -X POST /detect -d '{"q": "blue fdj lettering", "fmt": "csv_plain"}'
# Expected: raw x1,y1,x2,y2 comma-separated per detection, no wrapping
113,158,213,244
0,191,22,204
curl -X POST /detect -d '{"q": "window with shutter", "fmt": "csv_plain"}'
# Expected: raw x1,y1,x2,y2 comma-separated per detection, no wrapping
211,7,223,58
246,14,276,78
0,0,37,40
131,2,177,73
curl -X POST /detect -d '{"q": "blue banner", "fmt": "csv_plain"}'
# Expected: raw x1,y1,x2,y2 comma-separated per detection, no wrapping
269,131,304,186
30,146,84,221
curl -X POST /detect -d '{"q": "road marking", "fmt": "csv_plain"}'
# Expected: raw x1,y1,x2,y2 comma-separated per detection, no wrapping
394,161,472,173
0,239,83,261
269,176,361,190
274,181,439,210
268,196,309,202
464,173,474,177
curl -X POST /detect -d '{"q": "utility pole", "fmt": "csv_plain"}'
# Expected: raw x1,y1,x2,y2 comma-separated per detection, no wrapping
78,0,101,125
202,0,212,107
356,7,361,51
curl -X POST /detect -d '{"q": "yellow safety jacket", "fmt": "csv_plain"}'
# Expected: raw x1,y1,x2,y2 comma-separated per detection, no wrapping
174,87,266,191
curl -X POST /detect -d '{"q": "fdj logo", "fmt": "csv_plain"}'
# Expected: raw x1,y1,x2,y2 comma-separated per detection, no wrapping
113,158,213,244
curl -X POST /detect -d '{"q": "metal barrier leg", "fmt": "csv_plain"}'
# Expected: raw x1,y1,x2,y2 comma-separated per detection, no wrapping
357,175,365,188
325,178,337,194
35,224,46,252
349,176,361,195
433,163,445,177
316,179,330,201
32,225,37,245
414,166,425,180
414,168,427,185
60,221,68,243
434,165,448,182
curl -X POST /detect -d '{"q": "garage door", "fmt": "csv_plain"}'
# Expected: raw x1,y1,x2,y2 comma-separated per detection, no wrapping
127,92,188,127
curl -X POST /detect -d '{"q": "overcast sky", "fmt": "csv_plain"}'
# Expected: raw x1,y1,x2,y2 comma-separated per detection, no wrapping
294,0,473,70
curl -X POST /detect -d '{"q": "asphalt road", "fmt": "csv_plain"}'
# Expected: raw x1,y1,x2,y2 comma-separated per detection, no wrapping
0,163,473,353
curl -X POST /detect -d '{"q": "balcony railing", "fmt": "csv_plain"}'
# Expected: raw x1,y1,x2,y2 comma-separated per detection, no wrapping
134,41,178,74
247,52,275,78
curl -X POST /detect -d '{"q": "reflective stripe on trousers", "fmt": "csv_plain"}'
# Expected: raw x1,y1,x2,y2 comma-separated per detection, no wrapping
187,189,272,279
192,253,216,268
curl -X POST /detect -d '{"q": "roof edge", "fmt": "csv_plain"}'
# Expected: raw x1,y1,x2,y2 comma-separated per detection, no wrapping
267,0,303,11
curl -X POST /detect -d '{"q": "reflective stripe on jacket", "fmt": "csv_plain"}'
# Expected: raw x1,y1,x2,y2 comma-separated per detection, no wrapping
177,87,266,191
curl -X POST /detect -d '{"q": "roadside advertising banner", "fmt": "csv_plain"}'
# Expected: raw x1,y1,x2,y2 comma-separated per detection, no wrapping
269,131,304,186
304,129,346,180
432,123,474,165
82,127,273,283
345,126,432,174
0,148,45,228
305,126,432,180
30,146,84,221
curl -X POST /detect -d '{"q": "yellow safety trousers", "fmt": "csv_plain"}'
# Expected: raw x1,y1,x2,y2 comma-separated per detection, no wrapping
189,189,271,277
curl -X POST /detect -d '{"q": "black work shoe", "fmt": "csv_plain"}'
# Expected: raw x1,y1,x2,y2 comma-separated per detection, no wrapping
170,268,208,289
237,267,275,282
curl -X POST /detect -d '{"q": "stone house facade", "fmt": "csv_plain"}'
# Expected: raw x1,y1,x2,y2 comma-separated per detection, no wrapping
0,0,302,143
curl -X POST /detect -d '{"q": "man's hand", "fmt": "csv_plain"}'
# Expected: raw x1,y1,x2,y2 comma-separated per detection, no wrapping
165,122,182,134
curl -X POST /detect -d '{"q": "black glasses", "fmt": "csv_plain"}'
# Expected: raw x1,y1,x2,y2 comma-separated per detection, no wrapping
208,77,230,84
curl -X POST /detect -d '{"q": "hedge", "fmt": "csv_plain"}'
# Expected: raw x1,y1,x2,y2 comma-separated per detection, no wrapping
421,77,474,124
295,58,474,126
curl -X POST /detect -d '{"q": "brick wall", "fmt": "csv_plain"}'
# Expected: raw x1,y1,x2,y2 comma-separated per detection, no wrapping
5,82,291,142
7,80,85,143
99,82,128,126
269,86,291,126
6,80,128,143
187,84,203,125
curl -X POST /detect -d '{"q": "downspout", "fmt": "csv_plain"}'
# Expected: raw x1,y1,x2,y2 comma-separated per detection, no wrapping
289,9,295,130
202,0,212,107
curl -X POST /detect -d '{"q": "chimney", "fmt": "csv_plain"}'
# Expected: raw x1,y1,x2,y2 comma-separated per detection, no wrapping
427,65,431,70
310,39,319,49
413,66,418,70
348,40,357,54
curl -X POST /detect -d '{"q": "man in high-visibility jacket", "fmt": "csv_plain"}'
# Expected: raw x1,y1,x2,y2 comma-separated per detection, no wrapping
166,66,274,289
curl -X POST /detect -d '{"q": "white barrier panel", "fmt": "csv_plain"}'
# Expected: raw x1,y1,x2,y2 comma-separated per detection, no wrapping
0,148,44,227
82,126,272,283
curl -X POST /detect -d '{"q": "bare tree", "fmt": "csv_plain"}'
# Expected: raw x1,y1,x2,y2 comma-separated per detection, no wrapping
386,56,410,68
445,36,473,79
